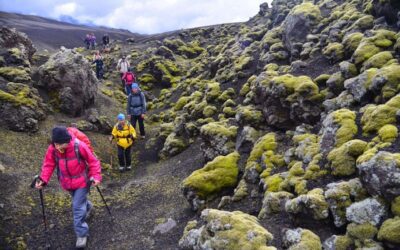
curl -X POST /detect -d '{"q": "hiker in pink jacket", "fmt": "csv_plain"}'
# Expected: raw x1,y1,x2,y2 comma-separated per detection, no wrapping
35,126,102,248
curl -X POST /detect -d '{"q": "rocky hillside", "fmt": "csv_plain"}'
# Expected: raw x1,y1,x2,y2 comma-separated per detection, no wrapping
2,0,400,249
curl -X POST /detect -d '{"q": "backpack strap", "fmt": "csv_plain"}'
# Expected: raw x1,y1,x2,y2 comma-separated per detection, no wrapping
74,138,81,164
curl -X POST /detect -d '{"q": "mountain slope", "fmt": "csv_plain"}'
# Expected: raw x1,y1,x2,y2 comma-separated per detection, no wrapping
2,0,400,249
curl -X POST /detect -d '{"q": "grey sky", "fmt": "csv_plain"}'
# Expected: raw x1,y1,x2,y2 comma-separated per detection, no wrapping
0,0,273,34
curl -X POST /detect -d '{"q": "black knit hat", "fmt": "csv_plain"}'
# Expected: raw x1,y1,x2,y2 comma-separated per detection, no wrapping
52,126,72,144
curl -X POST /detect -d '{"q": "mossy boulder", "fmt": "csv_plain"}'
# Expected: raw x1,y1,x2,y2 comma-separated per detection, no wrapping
377,217,400,244
346,198,387,226
283,228,322,250
328,139,367,176
235,105,263,127
0,66,31,83
323,42,345,62
352,29,397,65
320,109,357,155
361,94,400,135
259,191,294,218
346,222,378,241
285,188,329,220
325,178,367,227
182,152,240,211
357,151,400,200
200,121,238,161
244,133,277,183
179,209,275,250
322,235,354,250
0,82,46,132
33,48,98,116
253,73,322,128
160,132,188,159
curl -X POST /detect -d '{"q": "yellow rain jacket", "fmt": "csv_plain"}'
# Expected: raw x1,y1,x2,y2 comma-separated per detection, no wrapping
111,122,137,149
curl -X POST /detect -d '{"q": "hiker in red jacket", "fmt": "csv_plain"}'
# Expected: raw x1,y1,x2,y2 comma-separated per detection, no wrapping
35,126,102,248
121,67,136,95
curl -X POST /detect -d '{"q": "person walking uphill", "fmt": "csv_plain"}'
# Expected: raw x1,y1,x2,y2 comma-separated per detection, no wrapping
35,126,102,248
121,67,135,95
110,114,136,172
127,83,146,139
117,55,130,89
93,50,104,80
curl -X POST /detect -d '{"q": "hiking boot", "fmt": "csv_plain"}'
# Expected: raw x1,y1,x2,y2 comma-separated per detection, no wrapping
119,166,125,172
85,204,94,221
76,236,87,248
141,135,146,139
126,165,132,170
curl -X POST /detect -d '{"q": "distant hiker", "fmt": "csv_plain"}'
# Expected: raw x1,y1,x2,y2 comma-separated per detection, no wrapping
110,113,137,172
121,67,136,95
93,51,104,80
102,33,110,49
84,33,91,49
68,125,95,153
127,83,146,139
35,126,102,248
117,55,130,88
90,33,96,50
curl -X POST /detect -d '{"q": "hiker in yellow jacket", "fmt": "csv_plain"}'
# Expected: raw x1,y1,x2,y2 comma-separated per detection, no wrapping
109,113,136,172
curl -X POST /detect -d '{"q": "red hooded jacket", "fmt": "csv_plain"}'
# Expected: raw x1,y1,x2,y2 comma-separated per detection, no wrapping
39,139,102,191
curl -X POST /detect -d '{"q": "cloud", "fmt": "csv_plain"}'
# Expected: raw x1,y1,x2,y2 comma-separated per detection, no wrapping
53,2,77,17
0,0,275,34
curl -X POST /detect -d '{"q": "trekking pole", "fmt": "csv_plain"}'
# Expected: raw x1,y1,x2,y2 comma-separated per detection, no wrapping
90,178,113,220
30,175,51,250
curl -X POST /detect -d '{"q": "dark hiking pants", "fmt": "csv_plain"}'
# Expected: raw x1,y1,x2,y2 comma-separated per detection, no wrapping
131,115,145,136
117,145,132,167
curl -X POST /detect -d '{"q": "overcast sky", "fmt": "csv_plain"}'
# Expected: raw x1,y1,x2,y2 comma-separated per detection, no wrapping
0,0,273,34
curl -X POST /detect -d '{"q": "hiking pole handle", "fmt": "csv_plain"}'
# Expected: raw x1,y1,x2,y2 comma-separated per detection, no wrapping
30,175,39,188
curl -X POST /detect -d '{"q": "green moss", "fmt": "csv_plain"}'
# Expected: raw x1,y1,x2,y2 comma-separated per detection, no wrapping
361,95,400,134
138,73,156,84
177,41,205,58
182,152,240,199
391,197,400,216
343,32,364,53
235,105,263,126
332,235,354,250
246,133,277,172
285,188,329,220
263,63,279,71
261,27,282,46
323,42,345,61
328,139,367,176
372,63,400,101
0,67,30,83
161,132,188,158
205,81,221,102
378,124,398,143
100,88,113,97
377,217,400,244
271,74,319,102
347,222,377,241
362,51,393,70
353,30,397,65
351,15,374,30
199,209,274,250
294,229,322,250
200,121,238,139
264,174,284,192
0,83,41,108
234,55,253,71
218,88,235,102
174,96,189,111
222,106,236,117
314,74,330,86
292,2,322,21
333,109,358,146
203,105,217,117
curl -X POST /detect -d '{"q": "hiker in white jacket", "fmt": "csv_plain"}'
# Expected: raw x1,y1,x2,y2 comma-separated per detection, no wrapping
117,55,130,88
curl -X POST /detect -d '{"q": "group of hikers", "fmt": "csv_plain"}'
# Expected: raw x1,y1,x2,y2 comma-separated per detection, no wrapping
33,51,146,247
84,33,110,50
